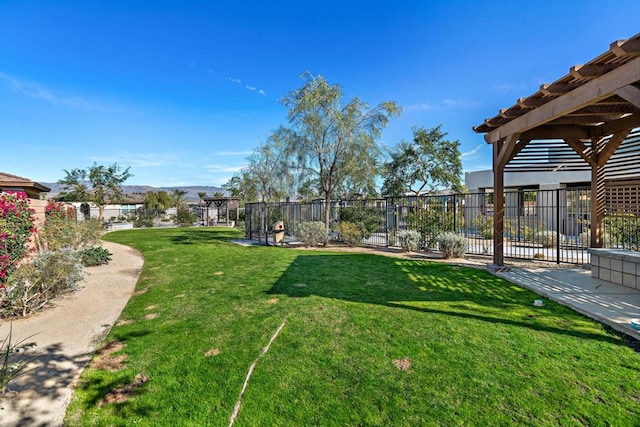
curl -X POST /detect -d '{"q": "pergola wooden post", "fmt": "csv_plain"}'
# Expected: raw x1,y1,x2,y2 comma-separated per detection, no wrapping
474,33,640,267
493,141,505,266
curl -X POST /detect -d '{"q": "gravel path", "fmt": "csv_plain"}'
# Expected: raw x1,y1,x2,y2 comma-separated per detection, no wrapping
0,241,143,427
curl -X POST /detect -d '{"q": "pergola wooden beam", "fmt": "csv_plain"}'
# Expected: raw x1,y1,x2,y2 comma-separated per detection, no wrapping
570,64,618,79
564,138,596,167
610,38,640,57
485,56,640,143
597,129,631,166
615,84,640,108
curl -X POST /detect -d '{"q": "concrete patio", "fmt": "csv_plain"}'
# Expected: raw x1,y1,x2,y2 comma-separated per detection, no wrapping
494,265,640,342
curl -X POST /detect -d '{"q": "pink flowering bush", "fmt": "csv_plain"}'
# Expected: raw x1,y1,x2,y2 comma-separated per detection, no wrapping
0,192,36,286
44,201,76,221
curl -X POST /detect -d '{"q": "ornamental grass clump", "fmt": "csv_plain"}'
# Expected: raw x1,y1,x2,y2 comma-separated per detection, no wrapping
397,230,422,252
1,324,37,394
437,232,468,259
294,221,327,247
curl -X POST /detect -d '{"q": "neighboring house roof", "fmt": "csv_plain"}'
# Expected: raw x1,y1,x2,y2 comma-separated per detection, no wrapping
0,172,51,199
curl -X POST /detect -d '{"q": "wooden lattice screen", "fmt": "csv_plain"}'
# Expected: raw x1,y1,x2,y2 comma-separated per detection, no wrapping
606,179,640,214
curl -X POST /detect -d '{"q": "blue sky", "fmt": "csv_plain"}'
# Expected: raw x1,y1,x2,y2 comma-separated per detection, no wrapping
1,1,638,188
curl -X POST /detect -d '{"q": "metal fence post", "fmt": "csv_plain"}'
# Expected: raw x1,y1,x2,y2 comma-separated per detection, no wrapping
556,189,561,264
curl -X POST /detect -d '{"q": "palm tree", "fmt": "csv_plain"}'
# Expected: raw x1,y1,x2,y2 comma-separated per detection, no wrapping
197,191,208,206
171,189,188,210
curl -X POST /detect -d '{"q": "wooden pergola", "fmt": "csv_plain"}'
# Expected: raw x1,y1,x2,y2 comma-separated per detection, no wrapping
474,33,640,266
203,197,239,226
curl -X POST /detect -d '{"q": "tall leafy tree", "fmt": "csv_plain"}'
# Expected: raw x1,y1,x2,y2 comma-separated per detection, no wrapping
223,172,258,206
246,137,293,204
278,73,401,228
58,162,132,219
382,125,463,197
143,190,172,217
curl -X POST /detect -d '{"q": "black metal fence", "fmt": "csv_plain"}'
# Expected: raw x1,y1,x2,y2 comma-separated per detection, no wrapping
245,187,639,264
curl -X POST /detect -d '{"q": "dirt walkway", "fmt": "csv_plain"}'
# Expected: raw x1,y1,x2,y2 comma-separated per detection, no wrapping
0,241,143,427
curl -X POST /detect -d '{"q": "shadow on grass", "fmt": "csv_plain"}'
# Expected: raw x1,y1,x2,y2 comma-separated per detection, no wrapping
268,252,623,345
166,228,242,245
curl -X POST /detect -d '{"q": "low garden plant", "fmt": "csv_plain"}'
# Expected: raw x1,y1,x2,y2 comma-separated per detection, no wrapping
437,231,468,258
534,230,565,248
1,248,84,318
1,324,37,394
294,221,327,246
334,221,363,246
65,228,640,426
1,199,106,319
397,229,421,252
80,246,112,267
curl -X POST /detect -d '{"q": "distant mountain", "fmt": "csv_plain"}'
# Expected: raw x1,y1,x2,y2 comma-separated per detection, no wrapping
43,183,226,203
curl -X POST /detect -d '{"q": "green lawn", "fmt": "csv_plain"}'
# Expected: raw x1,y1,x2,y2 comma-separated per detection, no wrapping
66,228,640,426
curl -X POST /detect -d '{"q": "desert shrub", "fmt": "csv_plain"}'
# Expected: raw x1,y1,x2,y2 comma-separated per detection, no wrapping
334,221,363,247
472,214,493,239
75,219,103,248
0,248,84,318
534,230,564,248
39,217,78,251
80,246,112,266
1,325,37,394
174,209,198,227
406,207,454,250
437,232,468,259
339,205,380,239
40,217,102,251
133,215,154,228
397,230,422,252
295,221,327,247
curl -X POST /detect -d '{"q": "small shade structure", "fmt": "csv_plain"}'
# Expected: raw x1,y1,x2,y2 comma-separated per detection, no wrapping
203,197,239,226
474,33,640,266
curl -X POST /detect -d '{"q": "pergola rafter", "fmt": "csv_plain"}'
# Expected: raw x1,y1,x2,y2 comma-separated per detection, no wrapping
474,32,640,266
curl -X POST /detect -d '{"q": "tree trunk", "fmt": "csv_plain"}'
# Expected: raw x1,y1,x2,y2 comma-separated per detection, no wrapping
324,194,331,245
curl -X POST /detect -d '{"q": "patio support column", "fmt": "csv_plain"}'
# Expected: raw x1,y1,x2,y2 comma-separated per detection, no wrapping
493,140,505,266
588,129,630,248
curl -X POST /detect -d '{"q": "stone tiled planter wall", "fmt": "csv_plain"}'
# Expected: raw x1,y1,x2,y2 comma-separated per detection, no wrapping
588,248,640,290
106,222,134,232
